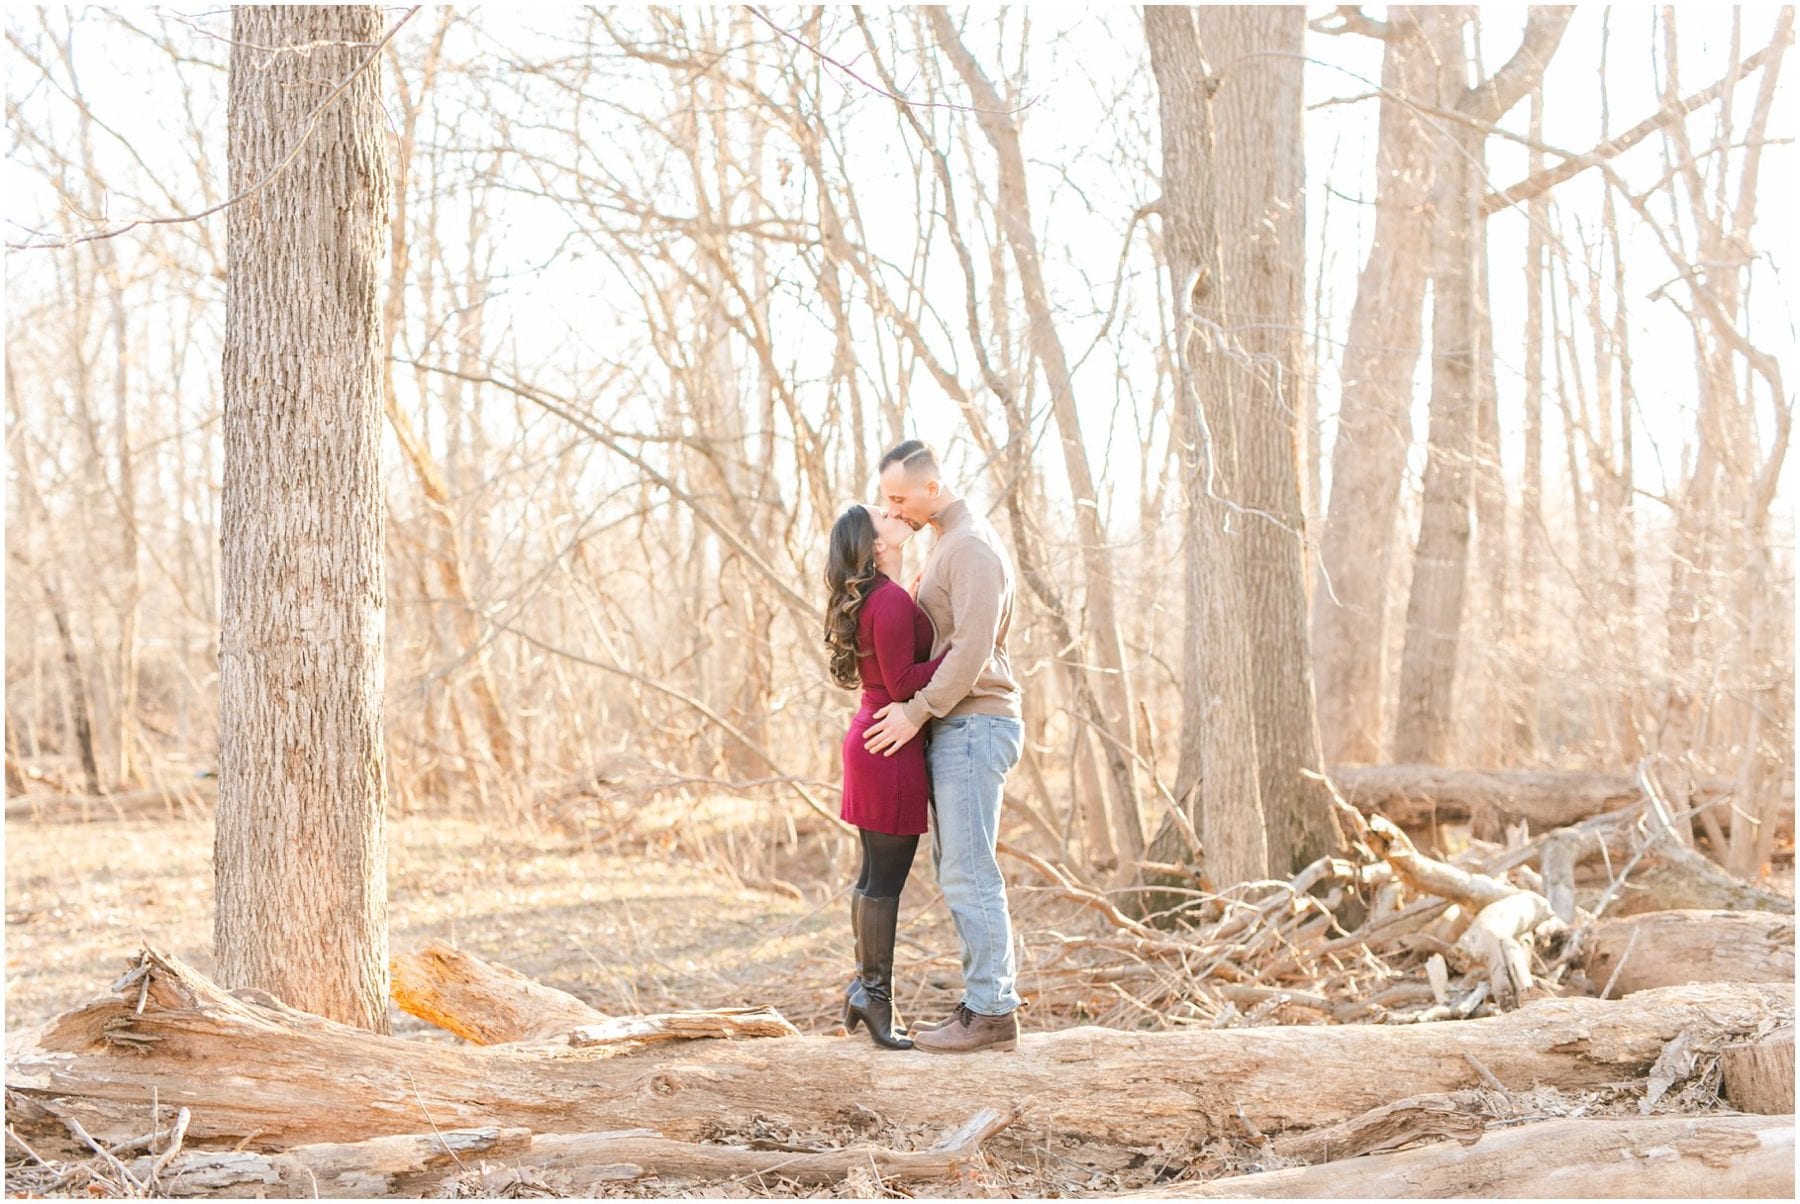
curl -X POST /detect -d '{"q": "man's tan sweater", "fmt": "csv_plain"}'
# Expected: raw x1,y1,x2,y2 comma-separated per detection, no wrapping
900,499,1022,725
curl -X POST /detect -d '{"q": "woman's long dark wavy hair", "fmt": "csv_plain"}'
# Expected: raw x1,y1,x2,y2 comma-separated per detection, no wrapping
824,504,880,689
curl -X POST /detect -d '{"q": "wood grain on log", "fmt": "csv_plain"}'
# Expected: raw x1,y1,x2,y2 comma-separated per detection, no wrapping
1720,1026,1795,1116
125,1111,1013,1196
1585,911,1794,996
1143,1114,1795,1198
6,949,1791,1164
391,941,610,1040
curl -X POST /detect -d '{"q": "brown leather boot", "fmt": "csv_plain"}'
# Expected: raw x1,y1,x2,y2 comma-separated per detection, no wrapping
843,894,913,1050
911,1003,1019,1054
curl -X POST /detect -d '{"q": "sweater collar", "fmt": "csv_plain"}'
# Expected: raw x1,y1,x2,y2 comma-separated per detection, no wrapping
934,498,970,534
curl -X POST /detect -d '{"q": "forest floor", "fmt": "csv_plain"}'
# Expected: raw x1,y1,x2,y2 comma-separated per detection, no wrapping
5,791,1793,1198
4,795,987,1041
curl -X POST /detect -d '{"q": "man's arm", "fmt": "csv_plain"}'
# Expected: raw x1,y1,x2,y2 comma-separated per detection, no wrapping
862,543,1004,757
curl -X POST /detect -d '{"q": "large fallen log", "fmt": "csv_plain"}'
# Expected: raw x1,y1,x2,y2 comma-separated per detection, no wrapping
6,949,1790,1165
1149,1114,1795,1198
1585,911,1794,996
123,1111,1014,1196
1331,765,1793,839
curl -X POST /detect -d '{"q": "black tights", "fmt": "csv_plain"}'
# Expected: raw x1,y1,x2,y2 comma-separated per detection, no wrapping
854,828,919,898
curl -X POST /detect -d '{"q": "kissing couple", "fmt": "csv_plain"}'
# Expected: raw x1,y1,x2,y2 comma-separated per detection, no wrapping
823,439,1024,1054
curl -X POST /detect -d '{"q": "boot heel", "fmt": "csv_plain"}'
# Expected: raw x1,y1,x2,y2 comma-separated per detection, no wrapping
844,1004,863,1035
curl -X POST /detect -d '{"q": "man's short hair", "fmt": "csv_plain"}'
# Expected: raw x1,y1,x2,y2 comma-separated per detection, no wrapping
879,439,939,479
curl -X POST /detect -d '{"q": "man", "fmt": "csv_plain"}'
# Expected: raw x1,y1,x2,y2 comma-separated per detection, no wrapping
863,439,1023,1054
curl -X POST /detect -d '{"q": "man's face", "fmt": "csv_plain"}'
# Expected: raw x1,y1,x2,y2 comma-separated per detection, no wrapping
879,463,937,529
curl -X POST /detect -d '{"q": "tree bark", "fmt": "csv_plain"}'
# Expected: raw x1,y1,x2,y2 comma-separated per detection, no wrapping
216,4,393,1032
1313,9,1457,764
1190,5,1340,875
1720,1026,1794,1115
1393,9,1574,764
7,950,1787,1159
122,1111,1014,1196
1144,5,1268,887
1155,1115,1794,1199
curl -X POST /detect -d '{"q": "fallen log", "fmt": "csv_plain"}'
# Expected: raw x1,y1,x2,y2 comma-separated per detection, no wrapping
124,1110,1014,1196
1150,1114,1796,1198
391,941,611,1040
1720,1025,1794,1115
1585,911,1794,996
6,949,1790,1165
1331,765,1793,839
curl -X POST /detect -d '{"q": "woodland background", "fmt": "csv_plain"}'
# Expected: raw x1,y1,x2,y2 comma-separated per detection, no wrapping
3,5,1796,1199
6,5,1792,878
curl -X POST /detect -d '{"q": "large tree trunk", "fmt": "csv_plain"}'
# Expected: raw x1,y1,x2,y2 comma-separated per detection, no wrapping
216,4,393,1032
1392,117,1482,765
1144,5,1268,887
1191,5,1340,875
7,950,1787,1160
1313,9,1457,764
1158,1114,1794,1199
1393,10,1574,764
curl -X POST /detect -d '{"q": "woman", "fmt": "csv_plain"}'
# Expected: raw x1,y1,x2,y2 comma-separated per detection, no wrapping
824,502,944,1051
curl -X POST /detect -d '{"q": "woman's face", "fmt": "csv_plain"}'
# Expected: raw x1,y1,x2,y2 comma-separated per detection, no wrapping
864,504,915,551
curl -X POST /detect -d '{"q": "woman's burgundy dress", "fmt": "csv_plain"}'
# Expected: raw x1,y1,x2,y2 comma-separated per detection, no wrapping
840,576,944,836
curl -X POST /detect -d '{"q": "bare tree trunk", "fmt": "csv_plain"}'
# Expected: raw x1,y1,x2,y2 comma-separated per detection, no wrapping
1313,9,1452,765
1144,5,1268,888
1191,5,1339,873
216,4,392,1032
1393,9,1575,764
1513,85,1548,762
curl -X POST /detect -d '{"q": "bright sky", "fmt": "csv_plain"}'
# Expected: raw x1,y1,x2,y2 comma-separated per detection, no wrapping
6,6,1794,549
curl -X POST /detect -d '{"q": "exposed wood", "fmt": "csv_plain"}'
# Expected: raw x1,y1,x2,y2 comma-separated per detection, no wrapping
1141,1114,1795,1198
1720,1026,1794,1115
125,1111,1014,1196
1266,1091,1488,1165
6,950,1790,1161
1457,891,1557,1009
390,941,609,1042
1584,911,1794,995
1363,813,1516,910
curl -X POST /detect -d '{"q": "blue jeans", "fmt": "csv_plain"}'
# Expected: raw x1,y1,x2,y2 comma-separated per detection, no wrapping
926,714,1024,1016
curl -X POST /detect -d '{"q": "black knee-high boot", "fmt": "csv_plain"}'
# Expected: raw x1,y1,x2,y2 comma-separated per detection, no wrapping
844,893,912,1050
